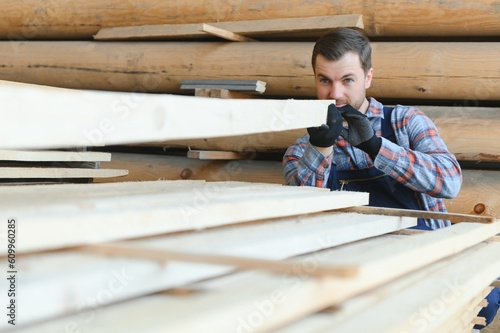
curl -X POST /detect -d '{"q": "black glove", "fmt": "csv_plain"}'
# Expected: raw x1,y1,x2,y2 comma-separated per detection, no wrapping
307,104,343,148
338,104,382,159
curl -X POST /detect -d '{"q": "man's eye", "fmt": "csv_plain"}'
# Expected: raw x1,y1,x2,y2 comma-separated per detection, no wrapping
344,78,354,84
320,78,329,83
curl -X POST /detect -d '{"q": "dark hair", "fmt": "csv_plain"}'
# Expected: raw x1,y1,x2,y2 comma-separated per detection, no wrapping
311,28,372,74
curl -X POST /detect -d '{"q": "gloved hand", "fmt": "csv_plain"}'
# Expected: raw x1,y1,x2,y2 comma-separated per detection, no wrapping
338,104,382,158
307,104,343,148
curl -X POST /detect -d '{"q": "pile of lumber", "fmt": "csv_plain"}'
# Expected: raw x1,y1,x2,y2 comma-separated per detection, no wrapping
2,180,499,332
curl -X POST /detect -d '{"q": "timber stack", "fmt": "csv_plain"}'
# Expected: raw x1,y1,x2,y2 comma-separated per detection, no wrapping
0,1,499,332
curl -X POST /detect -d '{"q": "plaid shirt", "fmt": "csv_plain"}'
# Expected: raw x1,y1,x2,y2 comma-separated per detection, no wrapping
282,98,462,229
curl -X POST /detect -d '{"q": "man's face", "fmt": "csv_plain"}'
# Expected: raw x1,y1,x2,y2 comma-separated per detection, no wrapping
314,52,373,112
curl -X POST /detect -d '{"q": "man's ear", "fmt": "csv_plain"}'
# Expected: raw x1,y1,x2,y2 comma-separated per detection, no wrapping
365,68,374,89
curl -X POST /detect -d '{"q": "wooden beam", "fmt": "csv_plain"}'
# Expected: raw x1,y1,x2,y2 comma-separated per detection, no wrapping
94,14,363,40
187,150,252,160
338,206,495,224
0,80,331,149
0,42,498,100
199,23,257,42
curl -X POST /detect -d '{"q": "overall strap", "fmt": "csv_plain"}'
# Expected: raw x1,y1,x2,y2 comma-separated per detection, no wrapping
381,106,396,143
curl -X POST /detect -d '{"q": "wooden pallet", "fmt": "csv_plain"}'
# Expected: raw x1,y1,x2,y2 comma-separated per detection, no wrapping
2,180,499,332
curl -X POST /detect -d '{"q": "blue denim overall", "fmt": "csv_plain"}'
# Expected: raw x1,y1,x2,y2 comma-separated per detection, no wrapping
327,106,431,230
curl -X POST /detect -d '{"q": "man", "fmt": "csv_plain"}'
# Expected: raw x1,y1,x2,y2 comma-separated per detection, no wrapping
282,27,498,329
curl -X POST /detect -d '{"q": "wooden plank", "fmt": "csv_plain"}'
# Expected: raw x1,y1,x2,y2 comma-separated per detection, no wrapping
339,206,495,224
94,15,363,40
3,212,415,328
187,150,252,160
4,182,368,253
199,23,257,42
0,149,111,162
0,42,498,100
0,80,331,149
0,167,127,178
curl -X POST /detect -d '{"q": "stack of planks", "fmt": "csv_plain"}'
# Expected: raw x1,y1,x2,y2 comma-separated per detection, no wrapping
2,179,500,332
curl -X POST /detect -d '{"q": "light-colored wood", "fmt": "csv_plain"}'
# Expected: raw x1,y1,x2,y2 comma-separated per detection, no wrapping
194,88,255,99
445,170,500,218
3,1,499,39
81,242,358,277
18,239,500,333
0,149,111,162
94,14,363,40
0,42,498,100
187,150,252,160
339,206,495,224
0,167,127,178
0,80,332,149
491,280,500,288
199,23,257,42
472,317,487,326
4,181,368,253
4,212,415,328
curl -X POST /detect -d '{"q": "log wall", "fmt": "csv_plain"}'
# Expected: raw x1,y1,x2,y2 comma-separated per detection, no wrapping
2,0,499,39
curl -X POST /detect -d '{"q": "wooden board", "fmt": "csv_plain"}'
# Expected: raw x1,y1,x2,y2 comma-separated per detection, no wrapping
187,150,253,160
2,1,499,39
0,149,111,162
0,167,127,179
1,180,368,253
0,80,331,149
0,42,498,100
94,14,363,40
2,212,415,328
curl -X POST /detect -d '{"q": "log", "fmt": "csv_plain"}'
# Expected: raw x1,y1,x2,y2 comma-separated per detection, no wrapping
2,1,499,39
0,42,498,100
161,106,500,163
444,169,500,219
95,153,285,184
